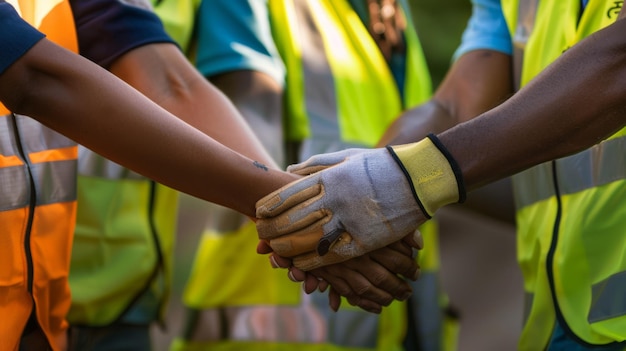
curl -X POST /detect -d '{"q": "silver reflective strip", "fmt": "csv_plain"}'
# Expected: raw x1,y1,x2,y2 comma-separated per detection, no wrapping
187,294,379,348
311,290,378,348
589,270,626,323
514,136,626,209
0,166,29,211
78,146,145,180
513,0,539,50
0,115,77,210
31,159,77,205
188,304,330,343
0,115,18,156
15,114,76,152
523,292,533,324
512,0,539,89
292,0,344,159
513,162,555,209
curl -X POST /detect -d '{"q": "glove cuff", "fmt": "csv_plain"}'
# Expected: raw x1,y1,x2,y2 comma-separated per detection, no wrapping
386,134,466,217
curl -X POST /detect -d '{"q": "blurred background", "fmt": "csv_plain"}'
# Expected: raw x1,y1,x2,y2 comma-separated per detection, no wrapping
153,0,473,347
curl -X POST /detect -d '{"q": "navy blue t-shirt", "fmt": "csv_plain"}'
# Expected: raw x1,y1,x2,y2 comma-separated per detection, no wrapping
0,1,45,75
70,0,174,68
1,0,174,72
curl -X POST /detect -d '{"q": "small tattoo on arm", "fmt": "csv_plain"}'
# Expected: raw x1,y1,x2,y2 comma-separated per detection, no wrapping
253,161,269,171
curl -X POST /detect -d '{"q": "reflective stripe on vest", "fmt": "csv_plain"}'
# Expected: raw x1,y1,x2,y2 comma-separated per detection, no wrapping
68,147,178,326
0,2,78,350
181,295,383,349
270,0,431,159
503,0,626,348
511,0,537,90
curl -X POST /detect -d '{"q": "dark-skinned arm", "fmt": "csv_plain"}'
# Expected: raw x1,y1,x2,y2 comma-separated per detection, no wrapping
253,12,626,275
443,14,626,191
378,49,513,146
379,49,516,222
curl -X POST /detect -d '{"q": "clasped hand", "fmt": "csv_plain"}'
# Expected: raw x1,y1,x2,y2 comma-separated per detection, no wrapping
255,148,429,312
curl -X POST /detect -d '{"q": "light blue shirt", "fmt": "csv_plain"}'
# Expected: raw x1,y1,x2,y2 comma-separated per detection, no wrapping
452,0,512,61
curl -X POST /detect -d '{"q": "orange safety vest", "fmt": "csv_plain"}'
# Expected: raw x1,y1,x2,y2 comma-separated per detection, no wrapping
0,1,78,350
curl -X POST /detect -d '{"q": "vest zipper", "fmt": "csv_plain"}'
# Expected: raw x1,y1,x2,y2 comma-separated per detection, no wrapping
546,161,623,349
111,180,165,326
10,114,37,295
147,181,167,329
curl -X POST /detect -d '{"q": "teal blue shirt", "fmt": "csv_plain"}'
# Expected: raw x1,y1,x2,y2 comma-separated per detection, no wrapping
195,0,409,92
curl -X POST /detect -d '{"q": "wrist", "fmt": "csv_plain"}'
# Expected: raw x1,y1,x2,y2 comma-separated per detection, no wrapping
386,134,466,217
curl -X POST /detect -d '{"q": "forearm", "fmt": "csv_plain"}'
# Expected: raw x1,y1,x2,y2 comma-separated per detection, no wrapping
108,43,279,168
210,70,286,168
378,50,513,147
0,39,294,216
440,18,626,190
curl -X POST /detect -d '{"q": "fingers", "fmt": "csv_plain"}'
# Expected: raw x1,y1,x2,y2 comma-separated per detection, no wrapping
310,255,414,313
328,287,342,312
268,252,292,268
269,254,329,294
286,152,347,175
266,249,413,314
268,229,324,257
313,267,386,314
370,244,420,281
298,272,322,294
256,240,273,254
288,164,333,176
403,230,424,250
255,177,322,218
256,206,327,240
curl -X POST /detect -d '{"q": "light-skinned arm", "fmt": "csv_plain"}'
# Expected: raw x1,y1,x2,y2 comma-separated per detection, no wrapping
0,37,293,217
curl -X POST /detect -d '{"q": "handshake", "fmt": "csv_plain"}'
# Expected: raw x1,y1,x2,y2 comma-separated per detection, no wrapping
254,135,465,310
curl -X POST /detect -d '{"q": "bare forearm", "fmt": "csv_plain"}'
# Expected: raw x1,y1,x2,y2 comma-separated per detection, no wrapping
0,39,294,216
378,50,513,147
108,43,279,168
441,19,626,190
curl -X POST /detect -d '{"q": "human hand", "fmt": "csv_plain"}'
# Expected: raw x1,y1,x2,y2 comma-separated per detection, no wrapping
258,231,423,313
255,147,428,270
256,136,463,271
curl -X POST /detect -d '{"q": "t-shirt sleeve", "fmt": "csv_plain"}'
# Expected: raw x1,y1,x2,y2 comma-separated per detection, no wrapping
452,0,512,61
0,2,45,75
71,0,175,68
195,0,285,86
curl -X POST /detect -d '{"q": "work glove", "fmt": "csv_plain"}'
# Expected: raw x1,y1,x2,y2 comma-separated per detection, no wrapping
256,134,465,271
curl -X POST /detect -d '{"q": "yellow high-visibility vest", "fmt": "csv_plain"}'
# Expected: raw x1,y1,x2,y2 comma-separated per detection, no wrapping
503,0,626,348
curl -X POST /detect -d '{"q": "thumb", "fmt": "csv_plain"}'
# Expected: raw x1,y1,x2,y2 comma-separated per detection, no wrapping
287,148,367,175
